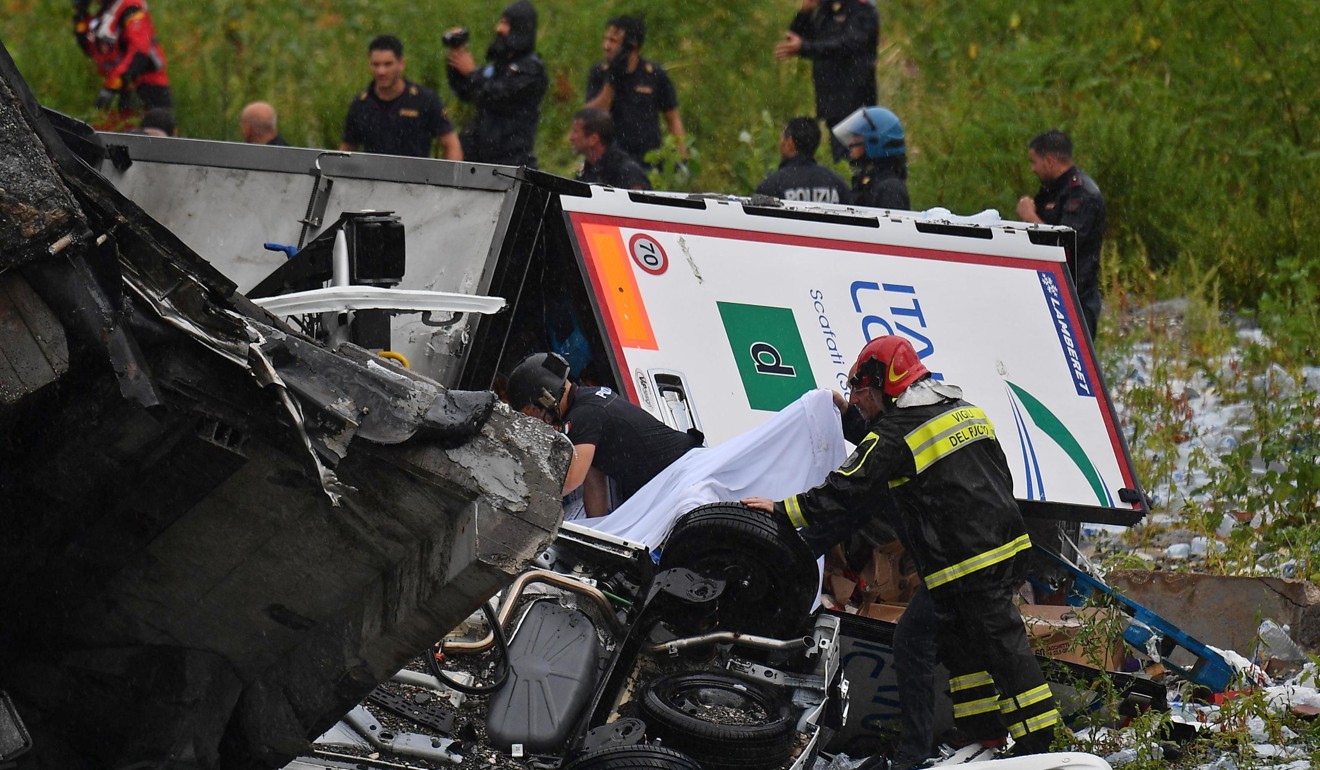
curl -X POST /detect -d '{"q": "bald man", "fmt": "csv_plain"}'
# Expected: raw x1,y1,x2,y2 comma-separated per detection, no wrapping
240,102,288,146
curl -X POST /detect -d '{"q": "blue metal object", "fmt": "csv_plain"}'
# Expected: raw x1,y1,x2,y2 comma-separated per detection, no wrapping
263,242,298,259
1041,548,1235,693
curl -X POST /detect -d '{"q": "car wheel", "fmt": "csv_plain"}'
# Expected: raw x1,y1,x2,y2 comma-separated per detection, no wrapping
659,502,817,637
638,671,795,770
562,744,705,770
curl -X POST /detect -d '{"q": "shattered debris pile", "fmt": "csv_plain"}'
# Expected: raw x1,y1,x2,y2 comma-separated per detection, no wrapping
0,42,570,770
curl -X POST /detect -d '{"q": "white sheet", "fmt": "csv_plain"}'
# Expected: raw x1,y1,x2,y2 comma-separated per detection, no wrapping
580,388,848,548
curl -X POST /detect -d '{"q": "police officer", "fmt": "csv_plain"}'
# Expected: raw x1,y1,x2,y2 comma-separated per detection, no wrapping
570,109,651,191
508,353,702,519
774,0,879,160
584,15,687,167
1016,130,1106,340
73,0,171,121
445,0,548,167
341,35,461,159
832,106,910,210
755,116,851,203
744,336,1059,761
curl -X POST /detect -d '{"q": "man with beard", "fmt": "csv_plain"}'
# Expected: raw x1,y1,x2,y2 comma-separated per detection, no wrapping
584,15,687,168
445,1,549,167
341,35,462,159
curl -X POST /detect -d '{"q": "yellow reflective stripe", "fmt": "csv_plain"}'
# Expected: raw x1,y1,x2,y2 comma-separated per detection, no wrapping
1008,709,1061,738
925,533,1032,589
784,495,808,529
953,696,1001,719
1025,709,1061,733
949,671,995,692
887,477,910,488
904,406,997,475
839,433,880,477
1000,684,1053,714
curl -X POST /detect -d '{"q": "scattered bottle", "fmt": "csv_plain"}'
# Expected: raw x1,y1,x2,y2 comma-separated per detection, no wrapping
1258,619,1308,662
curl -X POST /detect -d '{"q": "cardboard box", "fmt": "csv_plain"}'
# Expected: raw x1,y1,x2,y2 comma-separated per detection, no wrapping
1020,604,1127,670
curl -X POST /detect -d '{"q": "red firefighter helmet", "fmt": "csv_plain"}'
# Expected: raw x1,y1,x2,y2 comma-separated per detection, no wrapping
848,336,929,398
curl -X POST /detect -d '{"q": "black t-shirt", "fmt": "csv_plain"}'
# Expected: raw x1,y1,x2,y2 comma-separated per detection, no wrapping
564,385,698,501
585,58,678,163
577,146,652,190
342,79,454,158
755,155,851,203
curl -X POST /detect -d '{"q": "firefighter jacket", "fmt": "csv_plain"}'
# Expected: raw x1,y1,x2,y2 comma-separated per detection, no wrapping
775,397,1031,593
75,1,169,91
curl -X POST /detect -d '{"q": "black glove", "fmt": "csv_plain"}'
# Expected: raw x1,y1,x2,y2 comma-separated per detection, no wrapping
95,87,118,110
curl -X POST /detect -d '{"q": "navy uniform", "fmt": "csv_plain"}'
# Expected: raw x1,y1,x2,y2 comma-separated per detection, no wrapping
564,386,700,502
1032,166,1105,338
342,79,454,158
755,155,851,203
577,146,651,190
448,0,548,166
851,158,909,210
774,397,1059,754
790,0,879,156
585,57,678,166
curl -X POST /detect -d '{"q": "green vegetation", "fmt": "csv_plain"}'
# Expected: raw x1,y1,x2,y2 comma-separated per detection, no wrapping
3,0,1316,357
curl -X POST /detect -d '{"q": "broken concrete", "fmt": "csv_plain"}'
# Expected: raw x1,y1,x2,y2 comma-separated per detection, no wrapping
1108,570,1320,656
0,39,570,769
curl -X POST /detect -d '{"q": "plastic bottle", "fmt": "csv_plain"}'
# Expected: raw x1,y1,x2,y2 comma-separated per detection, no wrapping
1258,619,1308,662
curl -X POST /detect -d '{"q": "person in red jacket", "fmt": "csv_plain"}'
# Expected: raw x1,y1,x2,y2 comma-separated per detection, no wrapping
73,0,172,127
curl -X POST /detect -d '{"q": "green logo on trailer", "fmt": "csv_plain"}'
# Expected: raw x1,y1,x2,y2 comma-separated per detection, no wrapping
718,302,816,411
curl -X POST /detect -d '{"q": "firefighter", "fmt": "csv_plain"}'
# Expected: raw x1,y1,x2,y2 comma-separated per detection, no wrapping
507,353,702,519
744,336,1059,761
72,0,172,128
832,105,909,210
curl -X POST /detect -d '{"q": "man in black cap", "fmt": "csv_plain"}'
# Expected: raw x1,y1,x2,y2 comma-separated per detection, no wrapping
755,116,851,203
774,0,880,161
584,15,687,167
446,1,549,167
571,109,651,190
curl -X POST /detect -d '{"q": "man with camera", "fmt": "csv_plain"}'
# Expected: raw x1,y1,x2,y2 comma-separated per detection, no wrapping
584,15,686,168
341,35,462,159
444,0,548,167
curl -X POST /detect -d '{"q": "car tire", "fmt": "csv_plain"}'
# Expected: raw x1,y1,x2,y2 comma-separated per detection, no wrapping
638,671,795,770
659,502,817,637
562,744,705,770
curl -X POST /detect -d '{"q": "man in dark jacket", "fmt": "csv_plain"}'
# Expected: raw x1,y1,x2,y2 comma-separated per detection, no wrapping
508,353,701,519
833,106,910,210
744,336,1059,762
1016,129,1106,340
584,15,687,167
570,109,651,190
774,0,879,160
446,0,548,166
755,116,850,203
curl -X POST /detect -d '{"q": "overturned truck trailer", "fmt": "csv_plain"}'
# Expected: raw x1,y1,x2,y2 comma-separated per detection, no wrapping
0,43,570,769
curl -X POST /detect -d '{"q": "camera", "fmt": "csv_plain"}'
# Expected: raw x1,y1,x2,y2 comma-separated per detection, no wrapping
442,28,470,48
